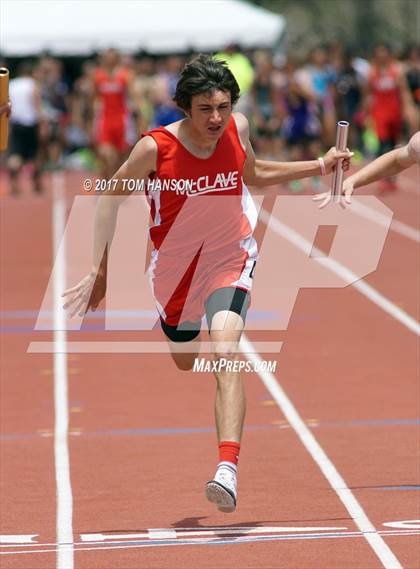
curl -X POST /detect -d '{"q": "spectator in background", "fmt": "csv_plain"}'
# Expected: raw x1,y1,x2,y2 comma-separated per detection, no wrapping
402,44,420,135
93,48,133,179
215,44,254,113
132,55,156,135
281,57,320,153
334,48,364,154
366,43,413,191
249,50,282,158
7,61,44,195
66,60,95,153
152,55,184,127
37,56,69,168
279,56,321,191
120,53,139,149
301,46,337,146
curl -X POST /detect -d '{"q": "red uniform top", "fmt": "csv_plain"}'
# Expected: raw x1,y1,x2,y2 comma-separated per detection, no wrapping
94,67,130,119
369,63,402,119
143,116,258,324
143,116,257,258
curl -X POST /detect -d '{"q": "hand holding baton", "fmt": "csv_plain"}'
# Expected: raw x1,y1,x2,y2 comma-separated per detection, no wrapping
331,121,349,203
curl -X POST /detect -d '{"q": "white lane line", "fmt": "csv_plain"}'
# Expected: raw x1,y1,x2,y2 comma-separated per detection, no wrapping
350,199,420,243
52,172,74,569
316,179,420,243
240,334,403,569
27,341,282,354
260,209,420,336
0,536,38,544
1,530,418,555
81,525,348,541
384,520,420,529
147,529,177,540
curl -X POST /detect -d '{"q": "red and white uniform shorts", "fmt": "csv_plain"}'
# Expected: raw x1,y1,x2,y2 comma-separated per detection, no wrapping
148,244,257,329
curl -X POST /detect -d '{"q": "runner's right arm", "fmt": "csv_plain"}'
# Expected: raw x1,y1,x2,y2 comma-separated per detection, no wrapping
62,136,157,315
91,135,156,272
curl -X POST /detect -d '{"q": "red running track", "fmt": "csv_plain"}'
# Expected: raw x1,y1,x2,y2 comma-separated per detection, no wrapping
0,167,419,568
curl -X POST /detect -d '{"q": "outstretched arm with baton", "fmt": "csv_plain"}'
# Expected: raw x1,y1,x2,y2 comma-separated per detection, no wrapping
314,124,420,208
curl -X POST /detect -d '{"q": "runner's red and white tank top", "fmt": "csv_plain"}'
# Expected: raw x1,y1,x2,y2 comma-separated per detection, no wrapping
94,68,129,118
142,116,258,259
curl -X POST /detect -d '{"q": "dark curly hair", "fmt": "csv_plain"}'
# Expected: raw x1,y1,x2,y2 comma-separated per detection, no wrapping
173,54,240,112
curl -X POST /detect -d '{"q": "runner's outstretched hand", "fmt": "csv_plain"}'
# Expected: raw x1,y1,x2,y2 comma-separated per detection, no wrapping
62,271,106,317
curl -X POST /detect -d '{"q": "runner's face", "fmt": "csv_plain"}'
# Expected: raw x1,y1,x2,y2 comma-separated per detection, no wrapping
189,90,232,141
374,45,391,65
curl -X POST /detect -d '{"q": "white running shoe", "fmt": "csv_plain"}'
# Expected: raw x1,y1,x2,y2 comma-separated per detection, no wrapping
205,462,237,513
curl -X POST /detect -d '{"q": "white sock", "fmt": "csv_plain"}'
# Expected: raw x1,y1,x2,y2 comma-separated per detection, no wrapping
217,461,237,473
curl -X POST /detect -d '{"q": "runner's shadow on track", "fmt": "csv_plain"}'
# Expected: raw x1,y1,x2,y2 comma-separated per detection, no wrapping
88,516,353,535
171,516,352,529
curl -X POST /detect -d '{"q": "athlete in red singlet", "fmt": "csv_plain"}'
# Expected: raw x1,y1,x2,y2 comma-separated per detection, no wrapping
94,48,131,178
64,55,351,513
143,115,257,327
368,45,403,150
367,44,412,191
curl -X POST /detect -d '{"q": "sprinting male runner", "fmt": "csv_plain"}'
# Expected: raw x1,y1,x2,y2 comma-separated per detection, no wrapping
314,130,420,208
63,55,351,513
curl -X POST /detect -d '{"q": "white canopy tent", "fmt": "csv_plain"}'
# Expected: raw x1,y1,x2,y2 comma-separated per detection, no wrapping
1,0,284,56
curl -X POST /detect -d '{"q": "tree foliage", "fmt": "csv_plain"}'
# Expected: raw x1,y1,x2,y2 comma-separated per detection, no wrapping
249,0,419,57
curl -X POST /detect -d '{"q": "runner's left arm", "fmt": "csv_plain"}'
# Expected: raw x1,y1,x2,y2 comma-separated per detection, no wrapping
313,132,419,208
236,113,351,187
244,141,350,186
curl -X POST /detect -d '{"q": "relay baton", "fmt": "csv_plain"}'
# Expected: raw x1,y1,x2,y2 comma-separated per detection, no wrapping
0,67,10,152
331,121,349,202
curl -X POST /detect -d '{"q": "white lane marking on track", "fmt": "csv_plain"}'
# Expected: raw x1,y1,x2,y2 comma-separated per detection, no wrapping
52,172,74,569
383,520,420,529
27,341,282,353
81,525,348,541
0,536,38,544
316,178,420,242
1,530,418,555
260,209,420,336
350,199,420,243
240,334,404,569
147,529,177,540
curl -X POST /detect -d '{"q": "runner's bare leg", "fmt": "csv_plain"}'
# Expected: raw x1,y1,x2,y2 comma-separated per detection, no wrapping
210,310,246,443
166,335,201,371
